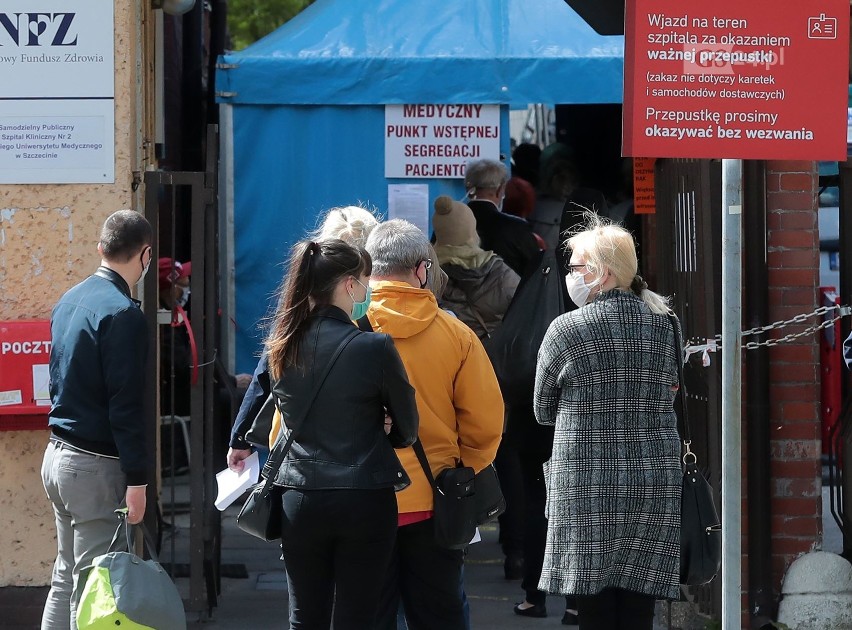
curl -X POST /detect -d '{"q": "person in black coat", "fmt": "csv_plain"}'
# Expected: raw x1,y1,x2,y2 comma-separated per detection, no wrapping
227,239,419,630
464,158,542,586
464,158,541,279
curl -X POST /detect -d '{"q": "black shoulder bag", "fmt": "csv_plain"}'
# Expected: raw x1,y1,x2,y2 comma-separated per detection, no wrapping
669,314,723,585
236,328,358,542
411,441,476,550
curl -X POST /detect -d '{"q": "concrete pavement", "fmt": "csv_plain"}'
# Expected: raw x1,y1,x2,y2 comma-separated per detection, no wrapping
5,475,841,627
175,480,669,629
181,504,581,628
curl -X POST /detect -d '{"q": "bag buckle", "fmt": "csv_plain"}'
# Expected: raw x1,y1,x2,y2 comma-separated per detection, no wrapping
682,440,697,465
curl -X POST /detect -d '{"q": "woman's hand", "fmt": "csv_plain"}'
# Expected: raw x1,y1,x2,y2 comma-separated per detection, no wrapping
227,447,253,472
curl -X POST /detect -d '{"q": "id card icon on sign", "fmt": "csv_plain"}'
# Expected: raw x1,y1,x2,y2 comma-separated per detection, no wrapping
809,14,837,39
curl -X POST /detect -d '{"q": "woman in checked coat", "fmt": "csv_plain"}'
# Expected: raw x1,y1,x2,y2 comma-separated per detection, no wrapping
534,217,681,630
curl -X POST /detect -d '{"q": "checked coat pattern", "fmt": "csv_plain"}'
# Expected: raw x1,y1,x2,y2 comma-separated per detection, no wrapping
534,290,682,600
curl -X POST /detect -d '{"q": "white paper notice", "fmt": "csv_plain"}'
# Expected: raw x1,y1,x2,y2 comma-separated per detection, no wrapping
469,527,482,545
32,364,50,402
0,390,22,406
215,452,260,511
388,184,430,236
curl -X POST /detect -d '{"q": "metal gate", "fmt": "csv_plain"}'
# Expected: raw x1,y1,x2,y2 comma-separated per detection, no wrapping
654,158,723,619
142,125,229,618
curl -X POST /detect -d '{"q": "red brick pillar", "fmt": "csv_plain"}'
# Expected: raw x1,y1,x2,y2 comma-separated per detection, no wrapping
764,160,822,596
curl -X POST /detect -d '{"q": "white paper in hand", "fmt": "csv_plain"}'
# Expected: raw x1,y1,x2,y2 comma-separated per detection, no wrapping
215,451,260,511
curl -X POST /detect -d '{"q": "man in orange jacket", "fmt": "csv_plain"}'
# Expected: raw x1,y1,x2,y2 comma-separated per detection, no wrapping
365,219,504,630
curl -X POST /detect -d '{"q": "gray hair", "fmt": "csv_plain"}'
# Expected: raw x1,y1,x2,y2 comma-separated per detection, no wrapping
366,219,433,277
464,159,508,191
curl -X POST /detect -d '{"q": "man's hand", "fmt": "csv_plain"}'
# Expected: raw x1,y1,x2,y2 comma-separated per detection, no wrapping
228,447,253,472
235,373,253,389
125,486,147,525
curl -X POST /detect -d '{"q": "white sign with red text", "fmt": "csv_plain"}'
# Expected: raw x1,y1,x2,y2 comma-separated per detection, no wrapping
385,105,500,179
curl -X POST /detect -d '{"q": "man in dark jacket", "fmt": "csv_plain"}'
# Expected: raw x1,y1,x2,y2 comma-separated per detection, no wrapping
464,158,541,278
464,158,541,582
41,210,153,630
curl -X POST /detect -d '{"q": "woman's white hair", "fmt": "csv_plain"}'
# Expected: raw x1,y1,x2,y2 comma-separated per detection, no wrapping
314,205,380,249
566,213,671,315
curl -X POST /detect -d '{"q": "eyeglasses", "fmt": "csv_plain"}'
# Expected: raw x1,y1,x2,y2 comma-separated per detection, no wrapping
566,263,586,273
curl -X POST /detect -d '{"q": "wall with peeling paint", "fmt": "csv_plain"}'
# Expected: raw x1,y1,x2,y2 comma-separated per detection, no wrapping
0,4,152,586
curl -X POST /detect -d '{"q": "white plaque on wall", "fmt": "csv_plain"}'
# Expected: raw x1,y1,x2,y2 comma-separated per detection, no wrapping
385,105,500,179
0,3,115,184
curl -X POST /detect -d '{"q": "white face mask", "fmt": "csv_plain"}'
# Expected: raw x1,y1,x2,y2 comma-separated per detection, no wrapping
565,272,594,307
177,286,190,308
138,260,151,285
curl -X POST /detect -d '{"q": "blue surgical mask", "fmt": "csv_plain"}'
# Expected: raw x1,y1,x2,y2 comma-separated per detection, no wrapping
349,278,372,320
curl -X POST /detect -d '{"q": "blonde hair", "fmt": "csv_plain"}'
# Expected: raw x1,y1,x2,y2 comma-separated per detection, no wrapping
315,205,380,249
566,214,671,315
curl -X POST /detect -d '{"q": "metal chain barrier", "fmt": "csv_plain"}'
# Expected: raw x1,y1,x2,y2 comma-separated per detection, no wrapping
683,304,852,360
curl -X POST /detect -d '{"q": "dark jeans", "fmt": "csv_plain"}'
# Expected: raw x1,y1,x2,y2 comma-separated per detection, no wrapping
519,451,548,605
495,438,524,559
280,487,398,630
575,588,656,630
376,518,466,630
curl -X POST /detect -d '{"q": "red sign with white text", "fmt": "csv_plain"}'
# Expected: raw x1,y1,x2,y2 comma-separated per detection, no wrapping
623,1,849,160
0,320,51,431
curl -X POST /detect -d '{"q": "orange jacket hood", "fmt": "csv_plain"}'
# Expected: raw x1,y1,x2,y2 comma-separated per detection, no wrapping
368,281,438,339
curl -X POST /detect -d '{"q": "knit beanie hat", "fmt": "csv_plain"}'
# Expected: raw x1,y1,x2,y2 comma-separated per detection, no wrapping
432,196,478,247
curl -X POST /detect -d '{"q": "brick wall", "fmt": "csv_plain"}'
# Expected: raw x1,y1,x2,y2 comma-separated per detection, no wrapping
764,160,822,594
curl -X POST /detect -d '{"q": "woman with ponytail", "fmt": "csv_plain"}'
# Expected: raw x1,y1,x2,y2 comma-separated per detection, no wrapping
534,216,681,630
228,238,418,630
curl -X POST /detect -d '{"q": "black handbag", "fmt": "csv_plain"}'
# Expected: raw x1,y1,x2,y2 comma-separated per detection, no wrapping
669,315,722,585
412,441,476,549
237,328,359,542
412,442,504,549
484,249,566,406
473,463,506,524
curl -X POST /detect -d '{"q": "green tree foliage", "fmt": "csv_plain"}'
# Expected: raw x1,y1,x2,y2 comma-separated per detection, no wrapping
227,0,315,51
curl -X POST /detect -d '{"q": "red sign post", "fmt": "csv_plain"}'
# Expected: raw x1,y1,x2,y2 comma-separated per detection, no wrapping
623,1,849,160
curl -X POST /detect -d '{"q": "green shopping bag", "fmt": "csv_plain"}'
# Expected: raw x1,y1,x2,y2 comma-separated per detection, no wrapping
75,511,186,630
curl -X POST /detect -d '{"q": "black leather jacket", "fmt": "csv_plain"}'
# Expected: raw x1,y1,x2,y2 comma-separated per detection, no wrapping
267,306,418,491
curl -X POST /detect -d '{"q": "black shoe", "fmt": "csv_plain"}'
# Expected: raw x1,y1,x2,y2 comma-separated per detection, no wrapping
504,555,525,580
514,602,547,618
561,610,579,625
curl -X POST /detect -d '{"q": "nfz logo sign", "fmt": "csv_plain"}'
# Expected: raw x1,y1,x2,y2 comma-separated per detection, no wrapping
0,13,78,47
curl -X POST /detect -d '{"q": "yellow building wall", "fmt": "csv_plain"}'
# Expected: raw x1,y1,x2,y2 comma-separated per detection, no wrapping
0,4,154,586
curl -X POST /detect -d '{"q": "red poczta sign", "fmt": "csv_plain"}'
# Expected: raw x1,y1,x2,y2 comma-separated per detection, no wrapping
623,1,849,160
0,320,51,430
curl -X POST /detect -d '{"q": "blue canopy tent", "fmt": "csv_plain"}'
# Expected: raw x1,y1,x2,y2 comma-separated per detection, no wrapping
216,0,624,372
